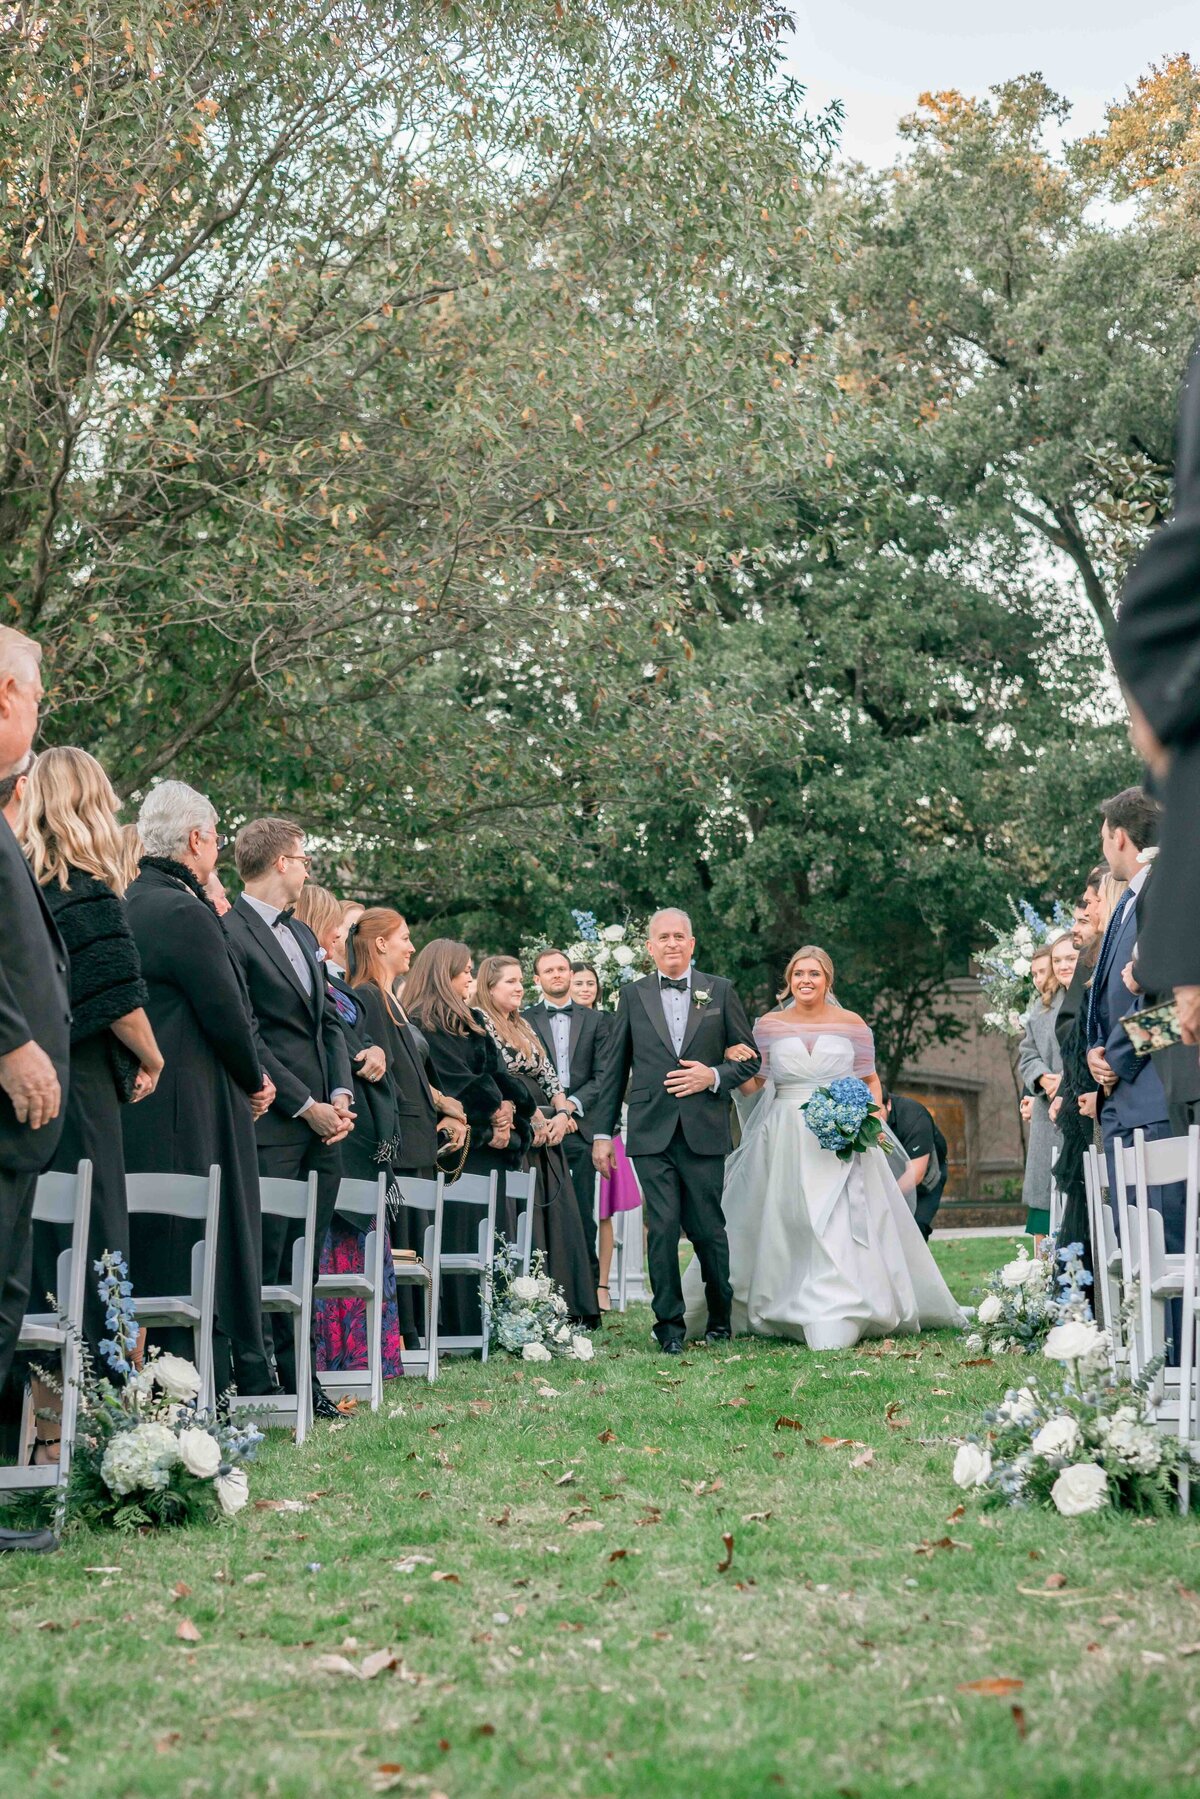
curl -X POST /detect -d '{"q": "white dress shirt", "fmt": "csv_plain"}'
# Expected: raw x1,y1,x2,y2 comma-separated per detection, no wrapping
543,1002,582,1115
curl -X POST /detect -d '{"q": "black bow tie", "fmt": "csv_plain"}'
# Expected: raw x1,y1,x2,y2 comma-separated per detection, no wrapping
546,1002,573,1014
276,906,295,924
659,976,688,992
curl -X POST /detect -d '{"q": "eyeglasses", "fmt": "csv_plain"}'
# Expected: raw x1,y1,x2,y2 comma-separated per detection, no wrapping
214,834,229,852
282,852,313,869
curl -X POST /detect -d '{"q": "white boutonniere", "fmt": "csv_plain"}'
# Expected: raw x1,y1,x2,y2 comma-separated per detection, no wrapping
693,989,711,1007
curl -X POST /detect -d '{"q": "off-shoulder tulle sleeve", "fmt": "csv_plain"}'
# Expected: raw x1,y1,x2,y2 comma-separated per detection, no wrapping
851,1023,876,1078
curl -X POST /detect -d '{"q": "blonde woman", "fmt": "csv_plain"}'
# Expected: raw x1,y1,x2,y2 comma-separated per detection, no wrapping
18,748,162,1437
681,945,963,1349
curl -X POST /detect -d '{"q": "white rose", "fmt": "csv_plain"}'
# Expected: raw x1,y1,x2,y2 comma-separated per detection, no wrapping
510,1276,540,1304
1031,1415,1081,1460
1015,928,1035,951
553,1324,572,1344
566,943,590,965
999,1255,1039,1290
571,1336,595,1362
522,1342,552,1363
177,1427,222,1479
1051,1462,1109,1517
535,1274,553,1299
551,1294,568,1315
215,1467,250,1516
997,1386,1040,1427
601,924,626,942
952,1443,992,1489
962,1333,985,1355
977,1293,1004,1326
1011,955,1031,977
1043,1320,1108,1367
613,944,635,966
151,1352,203,1402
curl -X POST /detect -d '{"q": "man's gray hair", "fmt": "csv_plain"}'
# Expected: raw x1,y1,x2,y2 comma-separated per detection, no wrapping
0,625,42,683
138,779,217,858
648,907,693,935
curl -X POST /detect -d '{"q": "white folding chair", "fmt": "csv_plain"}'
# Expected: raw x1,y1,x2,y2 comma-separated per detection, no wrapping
1085,1142,1124,1376
253,1173,318,1443
124,1166,221,1412
422,1169,498,1360
391,1173,444,1382
1128,1129,1196,1421
2,1161,93,1492
510,1168,539,1277
1178,1128,1200,1511
314,1174,387,1412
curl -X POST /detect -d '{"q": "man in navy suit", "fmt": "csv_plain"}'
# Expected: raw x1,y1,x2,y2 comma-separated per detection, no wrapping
1086,788,1184,1264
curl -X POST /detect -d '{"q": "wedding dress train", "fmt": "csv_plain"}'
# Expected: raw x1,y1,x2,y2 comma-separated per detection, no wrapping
682,1021,964,1348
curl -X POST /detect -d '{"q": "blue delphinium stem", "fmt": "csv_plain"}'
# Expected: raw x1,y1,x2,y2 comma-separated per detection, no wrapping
94,1250,138,1377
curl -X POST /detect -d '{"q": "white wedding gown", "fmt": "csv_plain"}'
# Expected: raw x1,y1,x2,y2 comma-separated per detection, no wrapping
682,1019,965,1349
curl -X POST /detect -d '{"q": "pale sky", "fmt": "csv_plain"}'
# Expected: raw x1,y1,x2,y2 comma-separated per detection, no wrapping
783,1,1200,166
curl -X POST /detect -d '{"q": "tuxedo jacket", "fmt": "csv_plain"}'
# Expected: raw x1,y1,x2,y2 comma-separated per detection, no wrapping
591,971,759,1158
523,999,608,1145
0,813,72,1171
223,896,353,1149
1087,887,1168,1135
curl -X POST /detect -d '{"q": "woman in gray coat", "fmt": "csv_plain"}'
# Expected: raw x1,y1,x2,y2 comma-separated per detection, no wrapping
1017,937,1078,1238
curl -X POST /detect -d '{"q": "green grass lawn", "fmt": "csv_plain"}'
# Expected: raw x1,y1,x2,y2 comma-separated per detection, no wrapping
3,1236,1199,1799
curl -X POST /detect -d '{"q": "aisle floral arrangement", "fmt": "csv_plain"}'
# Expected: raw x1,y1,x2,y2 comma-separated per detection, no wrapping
962,1241,1062,1356
952,1245,1195,1516
487,1242,596,1363
521,909,648,1012
978,897,1073,1037
54,1253,263,1532
802,1076,884,1161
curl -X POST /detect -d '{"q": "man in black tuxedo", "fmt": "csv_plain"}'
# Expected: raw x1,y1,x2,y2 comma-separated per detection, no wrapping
591,909,760,1353
525,947,608,1289
0,628,69,1550
223,818,354,1415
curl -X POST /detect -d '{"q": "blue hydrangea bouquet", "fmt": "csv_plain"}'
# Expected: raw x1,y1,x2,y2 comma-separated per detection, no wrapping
802,1076,884,1161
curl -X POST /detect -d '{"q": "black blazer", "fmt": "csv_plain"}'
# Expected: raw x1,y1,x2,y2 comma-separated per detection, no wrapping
326,971,401,1182
0,814,72,1171
419,1011,536,1168
591,970,760,1158
523,999,607,1144
223,895,353,1148
357,984,439,1174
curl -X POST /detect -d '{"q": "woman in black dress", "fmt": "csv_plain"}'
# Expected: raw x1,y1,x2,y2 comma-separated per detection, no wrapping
404,939,535,1341
476,957,600,1328
18,749,163,1447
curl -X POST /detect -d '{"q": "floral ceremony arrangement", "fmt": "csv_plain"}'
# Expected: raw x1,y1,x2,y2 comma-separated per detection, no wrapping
802,1076,884,1161
962,1240,1063,1356
487,1242,596,1363
522,910,648,1012
952,1247,1195,1517
978,897,1073,1037
53,1253,263,1533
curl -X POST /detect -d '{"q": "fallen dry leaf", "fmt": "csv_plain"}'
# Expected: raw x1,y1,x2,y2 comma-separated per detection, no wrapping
175,1618,201,1642
35,1620,63,1632
84,1566,121,1575
945,1505,965,1524
554,1470,576,1486
569,1520,604,1532
720,1397,749,1409
1044,1573,1068,1590
314,1653,361,1677
608,1548,629,1562
360,1648,400,1679
489,1507,512,1527
254,1498,308,1514
962,1356,995,1367
913,1537,972,1556
170,1580,191,1600
431,1571,461,1583
1011,1704,1028,1740
535,1384,561,1398
957,1677,1024,1697
743,1511,772,1523
884,1401,910,1430
818,1436,865,1449
773,1416,804,1432
850,1447,876,1470
597,1429,617,1444
717,1532,735,1573
155,1732,183,1754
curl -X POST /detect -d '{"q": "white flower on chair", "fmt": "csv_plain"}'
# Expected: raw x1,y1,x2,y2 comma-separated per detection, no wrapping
150,1352,203,1403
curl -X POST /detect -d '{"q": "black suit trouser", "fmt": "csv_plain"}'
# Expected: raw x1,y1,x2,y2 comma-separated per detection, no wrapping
915,1178,947,1242
0,1168,37,1393
630,1123,731,1344
257,1135,341,1393
563,1133,600,1286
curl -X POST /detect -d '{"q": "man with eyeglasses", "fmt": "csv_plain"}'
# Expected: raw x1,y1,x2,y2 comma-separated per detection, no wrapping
225,817,355,1418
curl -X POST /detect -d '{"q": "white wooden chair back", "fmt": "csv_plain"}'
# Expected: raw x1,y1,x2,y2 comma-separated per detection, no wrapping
253,1173,318,1443
1084,1143,1122,1375
1179,1127,1200,1511
392,1173,444,1382
5,1161,94,1491
313,1174,388,1412
425,1169,499,1360
508,1167,538,1276
1128,1130,1193,1418
124,1166,221,1411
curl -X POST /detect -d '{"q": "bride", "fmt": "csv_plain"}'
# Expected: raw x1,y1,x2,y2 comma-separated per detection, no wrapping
683,946,964,1349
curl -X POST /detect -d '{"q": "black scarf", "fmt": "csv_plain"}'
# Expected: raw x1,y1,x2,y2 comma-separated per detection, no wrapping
138,855,219,917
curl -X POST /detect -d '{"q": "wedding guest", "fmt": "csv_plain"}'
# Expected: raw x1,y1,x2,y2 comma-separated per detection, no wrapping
224,818,354,1419
0,631,68,1549
204,870,232,917
1056,866,1106,1052
0,748,34,828
882,1088,948,1242
404,939,535,1341
1052,888,1107,1267
568,964,641,1308
481,955,599,1326
124,781,275,1396
525,947,608,1290
1017,941,1071,1239
19,748,162,1393
292,885,403,1380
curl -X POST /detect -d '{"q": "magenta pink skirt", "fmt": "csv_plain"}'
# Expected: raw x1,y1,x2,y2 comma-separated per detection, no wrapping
599,1134,642,1219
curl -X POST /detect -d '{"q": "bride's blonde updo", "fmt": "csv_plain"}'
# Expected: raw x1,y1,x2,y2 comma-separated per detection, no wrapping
778,945,836,1005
